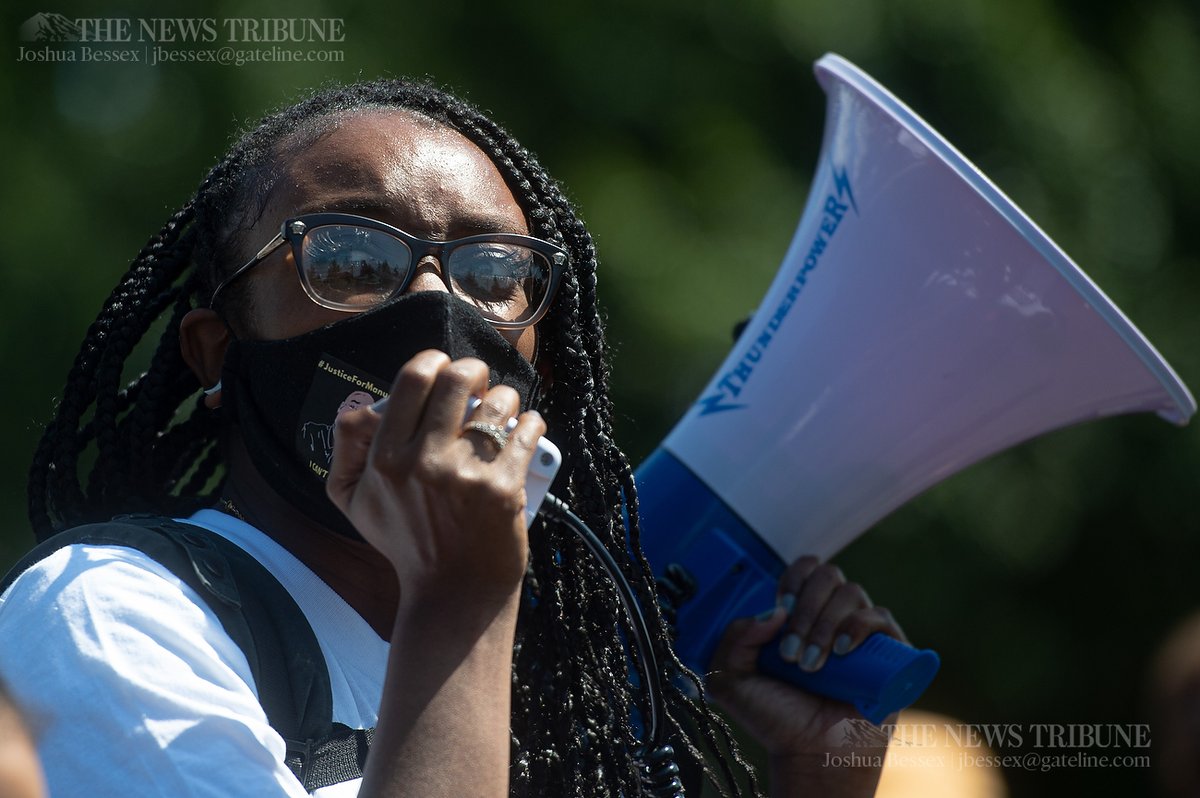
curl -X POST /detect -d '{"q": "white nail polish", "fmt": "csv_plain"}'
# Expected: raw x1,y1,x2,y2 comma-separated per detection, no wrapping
779,634,801,662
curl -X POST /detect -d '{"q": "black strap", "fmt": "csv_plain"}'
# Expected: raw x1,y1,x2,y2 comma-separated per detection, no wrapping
288,724,374,791
1,514,374,792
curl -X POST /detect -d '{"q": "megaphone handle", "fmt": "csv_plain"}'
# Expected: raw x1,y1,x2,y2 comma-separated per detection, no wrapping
632,452,941,723
755,630,940,725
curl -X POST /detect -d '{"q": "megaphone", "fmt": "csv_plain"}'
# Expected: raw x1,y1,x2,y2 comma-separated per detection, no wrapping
634,53,1196,723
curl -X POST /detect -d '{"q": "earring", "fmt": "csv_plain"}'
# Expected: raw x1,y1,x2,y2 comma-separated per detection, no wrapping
204,380,223,396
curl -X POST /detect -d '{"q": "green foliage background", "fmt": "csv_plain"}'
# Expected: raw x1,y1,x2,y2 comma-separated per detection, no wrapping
2,1,1197,795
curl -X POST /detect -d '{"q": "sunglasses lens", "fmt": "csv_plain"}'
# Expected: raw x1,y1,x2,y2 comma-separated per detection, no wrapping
299,224,412,308
448,243,552,325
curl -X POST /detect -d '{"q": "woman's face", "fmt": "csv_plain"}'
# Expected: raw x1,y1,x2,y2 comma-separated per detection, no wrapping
234,109,538,361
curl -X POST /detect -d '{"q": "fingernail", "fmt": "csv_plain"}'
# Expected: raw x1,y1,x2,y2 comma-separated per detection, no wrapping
756,607,777,622
800,643,822,671
779,634,802,662
779,593,796,614
833,634,852,656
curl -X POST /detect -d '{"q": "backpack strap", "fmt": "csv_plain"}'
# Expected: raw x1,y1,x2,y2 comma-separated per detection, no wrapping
1,513,372,792
299,724,374,789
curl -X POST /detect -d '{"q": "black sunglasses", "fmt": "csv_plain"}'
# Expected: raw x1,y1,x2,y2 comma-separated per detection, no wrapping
209,213,569,329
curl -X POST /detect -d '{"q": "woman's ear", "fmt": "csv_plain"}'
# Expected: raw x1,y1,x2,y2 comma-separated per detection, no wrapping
180,309,231,409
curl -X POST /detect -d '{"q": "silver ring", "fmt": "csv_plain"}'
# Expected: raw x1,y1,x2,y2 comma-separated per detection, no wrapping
463,421,509,451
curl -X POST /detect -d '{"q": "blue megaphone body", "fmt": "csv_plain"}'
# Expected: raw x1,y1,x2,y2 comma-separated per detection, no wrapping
636,449,939,724
631,54,1194,723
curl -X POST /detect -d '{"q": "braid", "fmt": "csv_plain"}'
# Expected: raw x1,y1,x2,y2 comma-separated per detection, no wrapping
30,77,763,796
31,201,198,534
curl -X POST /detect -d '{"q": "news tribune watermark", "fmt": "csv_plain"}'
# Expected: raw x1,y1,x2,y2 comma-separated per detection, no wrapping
823,719,1153,774
16,13,346,67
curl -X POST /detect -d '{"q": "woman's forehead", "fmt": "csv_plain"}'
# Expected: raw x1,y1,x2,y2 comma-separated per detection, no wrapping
266,109,528,237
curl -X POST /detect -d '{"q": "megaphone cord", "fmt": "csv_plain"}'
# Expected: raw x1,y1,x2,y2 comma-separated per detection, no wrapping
541,492,685,798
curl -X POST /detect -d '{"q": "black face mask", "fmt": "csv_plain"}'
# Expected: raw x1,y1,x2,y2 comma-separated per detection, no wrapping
220,291,541,540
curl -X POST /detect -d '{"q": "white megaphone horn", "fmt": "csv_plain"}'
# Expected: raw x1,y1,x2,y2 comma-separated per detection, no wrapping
634,53,1196,723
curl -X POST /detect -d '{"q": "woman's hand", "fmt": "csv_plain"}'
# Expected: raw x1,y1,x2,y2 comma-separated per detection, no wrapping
706,556,904,796
324,350,546,798
325,349,545,608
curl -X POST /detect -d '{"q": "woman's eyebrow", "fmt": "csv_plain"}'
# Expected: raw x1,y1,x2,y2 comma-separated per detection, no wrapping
291,196,395,217
450,214,527,236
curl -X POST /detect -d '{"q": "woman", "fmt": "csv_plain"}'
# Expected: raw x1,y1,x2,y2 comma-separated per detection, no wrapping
3,78,902,796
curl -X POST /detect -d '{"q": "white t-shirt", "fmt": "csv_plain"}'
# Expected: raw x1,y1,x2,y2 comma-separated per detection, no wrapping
0,509,389,797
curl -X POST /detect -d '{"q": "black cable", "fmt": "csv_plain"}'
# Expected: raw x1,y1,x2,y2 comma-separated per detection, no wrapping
540,492,685,798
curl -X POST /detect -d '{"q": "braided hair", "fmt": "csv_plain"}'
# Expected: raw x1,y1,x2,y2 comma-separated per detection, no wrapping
28,78,762,798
